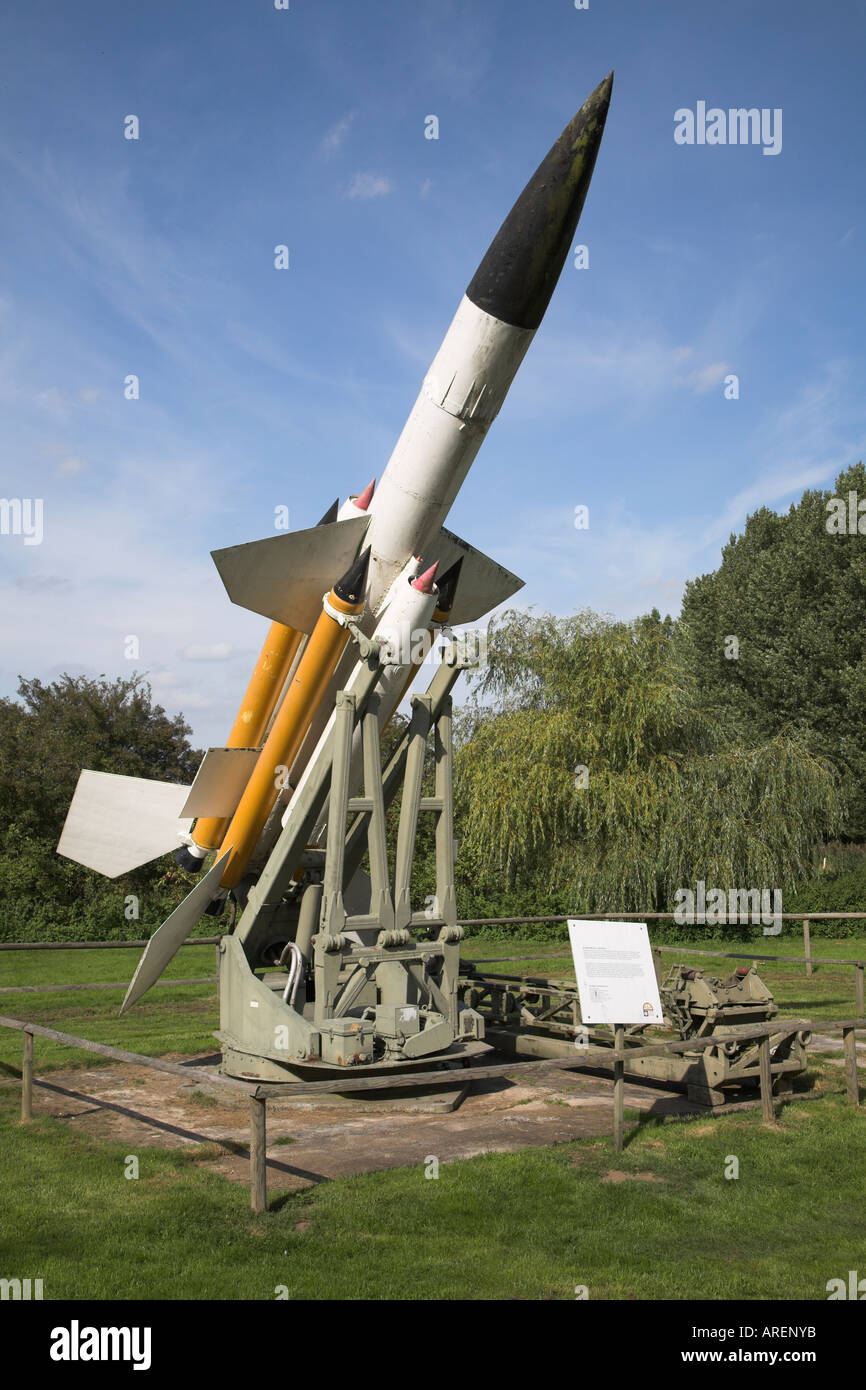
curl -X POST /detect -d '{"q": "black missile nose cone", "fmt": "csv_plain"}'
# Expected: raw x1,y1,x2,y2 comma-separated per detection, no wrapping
333,545,371,605
317,498,340,526
466,71,613,331
434,556,464,613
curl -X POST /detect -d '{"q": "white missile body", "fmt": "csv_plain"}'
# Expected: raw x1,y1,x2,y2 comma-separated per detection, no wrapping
363,297,535,605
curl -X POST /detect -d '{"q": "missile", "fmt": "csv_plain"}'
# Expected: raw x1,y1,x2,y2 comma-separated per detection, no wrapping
57,74,613,1002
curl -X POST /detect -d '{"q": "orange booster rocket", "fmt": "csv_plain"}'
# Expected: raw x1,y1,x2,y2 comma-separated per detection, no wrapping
215,547,370,890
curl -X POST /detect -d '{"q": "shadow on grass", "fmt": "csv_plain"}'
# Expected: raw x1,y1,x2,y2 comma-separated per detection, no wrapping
28,1077,327,1185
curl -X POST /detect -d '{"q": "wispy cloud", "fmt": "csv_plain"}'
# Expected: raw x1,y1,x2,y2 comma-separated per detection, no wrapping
346,172,393,200
322,111,357,156
496,363,866,624
513,322,737,416
680,361,731,395
0,452,264,745
56,455,87,477
182,643,233,661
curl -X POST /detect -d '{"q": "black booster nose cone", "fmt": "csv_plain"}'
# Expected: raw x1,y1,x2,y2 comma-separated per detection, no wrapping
434,557,464,615
465,72,613,331
333,546,371,605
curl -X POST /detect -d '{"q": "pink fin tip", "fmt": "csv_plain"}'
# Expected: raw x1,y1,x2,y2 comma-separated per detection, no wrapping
354,478,376,511
411,560,440,594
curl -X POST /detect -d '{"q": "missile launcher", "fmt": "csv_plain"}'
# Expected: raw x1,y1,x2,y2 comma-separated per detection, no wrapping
56,76,614,1080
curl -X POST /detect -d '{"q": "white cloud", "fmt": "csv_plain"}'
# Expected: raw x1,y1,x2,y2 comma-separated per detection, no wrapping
322,111,357,155
182,642,233,661
682,361,730,395
0,462,267,746
346,172,393,200
492,361,866,626
56,455,86,476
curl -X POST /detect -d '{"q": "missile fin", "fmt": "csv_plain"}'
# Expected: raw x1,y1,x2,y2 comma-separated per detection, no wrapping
57,770,192,878
179,747,261,819
211,514,369,630
120,849,232,1013
431,527,524,624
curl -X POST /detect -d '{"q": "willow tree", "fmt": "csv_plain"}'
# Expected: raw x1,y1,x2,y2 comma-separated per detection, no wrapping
454,609,843,915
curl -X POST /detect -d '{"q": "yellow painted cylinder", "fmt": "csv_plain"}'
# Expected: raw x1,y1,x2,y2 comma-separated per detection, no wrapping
191,622,304,853
217,587,363,889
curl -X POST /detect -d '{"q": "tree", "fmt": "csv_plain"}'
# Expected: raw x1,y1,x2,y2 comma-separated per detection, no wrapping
678,461,866,837
0,673,202,940
453,609,842,917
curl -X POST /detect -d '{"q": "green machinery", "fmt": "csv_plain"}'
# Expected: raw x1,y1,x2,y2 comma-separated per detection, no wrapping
459,959,810,1106
217,632,488,1083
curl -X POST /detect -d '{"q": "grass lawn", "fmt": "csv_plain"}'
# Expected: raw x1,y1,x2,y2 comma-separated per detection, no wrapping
0,1066,863,1300
0,933,863,1075
0,933,864,1299
0,943,220,1068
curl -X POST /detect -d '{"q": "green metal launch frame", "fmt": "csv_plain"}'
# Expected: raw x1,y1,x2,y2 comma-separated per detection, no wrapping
218,636,487,1083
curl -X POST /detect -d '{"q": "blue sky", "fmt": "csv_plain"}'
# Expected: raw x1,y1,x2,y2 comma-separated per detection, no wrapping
2,0,864,746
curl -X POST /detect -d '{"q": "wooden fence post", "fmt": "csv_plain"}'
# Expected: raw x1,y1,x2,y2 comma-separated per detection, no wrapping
803,919,812,978
842,1028,860,1107
653,947,663,985
21,1028,33,1122
855,963,864,1018
613,1024,625,1153
250,1095,267,1213
758,1034,776,1124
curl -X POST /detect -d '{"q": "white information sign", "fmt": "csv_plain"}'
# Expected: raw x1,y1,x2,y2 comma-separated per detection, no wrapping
567,920,663,1025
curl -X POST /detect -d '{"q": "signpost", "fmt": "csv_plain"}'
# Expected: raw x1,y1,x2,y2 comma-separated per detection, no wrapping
568,920,663,1150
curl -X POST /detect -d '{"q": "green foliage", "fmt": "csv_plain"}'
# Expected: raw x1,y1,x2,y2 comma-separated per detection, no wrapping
0,673,203,941
452,608,842,918
679,460,866,837
785,857,866,932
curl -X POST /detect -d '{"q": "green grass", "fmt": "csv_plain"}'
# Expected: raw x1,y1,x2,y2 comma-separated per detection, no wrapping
0,1073,863,1300
0,944,219,1071
1,934,862,1077
0,934,864,1299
